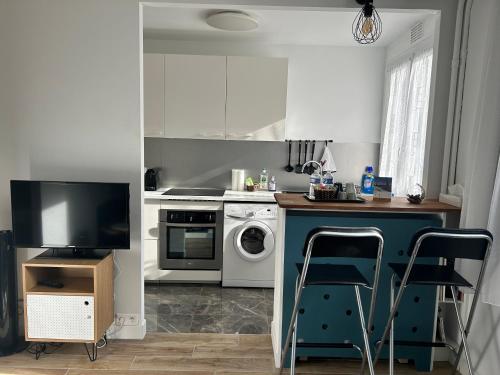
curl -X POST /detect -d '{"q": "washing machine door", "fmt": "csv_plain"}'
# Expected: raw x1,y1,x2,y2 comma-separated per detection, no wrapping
233,220,275,262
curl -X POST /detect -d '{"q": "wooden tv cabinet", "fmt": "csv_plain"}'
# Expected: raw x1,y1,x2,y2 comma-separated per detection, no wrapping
22,252,114,360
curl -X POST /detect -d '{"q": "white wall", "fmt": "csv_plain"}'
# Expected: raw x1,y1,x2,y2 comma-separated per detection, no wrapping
144,40,386,143
1,0,144,339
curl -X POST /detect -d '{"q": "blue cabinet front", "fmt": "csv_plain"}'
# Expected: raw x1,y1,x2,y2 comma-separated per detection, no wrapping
281,211,442,371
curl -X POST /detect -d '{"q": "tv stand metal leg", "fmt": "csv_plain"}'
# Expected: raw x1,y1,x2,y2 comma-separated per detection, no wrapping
84,342,98,361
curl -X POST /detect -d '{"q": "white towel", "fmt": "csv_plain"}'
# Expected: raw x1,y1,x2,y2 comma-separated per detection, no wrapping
320,144,337,172
482,155,500,306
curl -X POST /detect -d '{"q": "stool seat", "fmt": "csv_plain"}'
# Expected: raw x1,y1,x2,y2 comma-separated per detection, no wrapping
296,263,370,287
388,263,472,288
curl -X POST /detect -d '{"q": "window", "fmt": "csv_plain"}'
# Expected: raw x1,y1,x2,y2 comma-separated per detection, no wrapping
380,49,433,196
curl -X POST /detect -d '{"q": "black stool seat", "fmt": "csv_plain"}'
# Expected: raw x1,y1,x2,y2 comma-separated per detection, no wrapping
296,263,370,286
388,263,472,288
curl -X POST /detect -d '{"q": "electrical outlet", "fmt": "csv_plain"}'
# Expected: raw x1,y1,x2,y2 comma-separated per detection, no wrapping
115,313,139,326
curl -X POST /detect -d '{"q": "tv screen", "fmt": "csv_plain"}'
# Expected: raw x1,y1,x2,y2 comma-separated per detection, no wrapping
10,181,130,249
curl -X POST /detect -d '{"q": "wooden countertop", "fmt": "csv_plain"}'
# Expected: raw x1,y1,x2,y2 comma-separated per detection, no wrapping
274,193,461,213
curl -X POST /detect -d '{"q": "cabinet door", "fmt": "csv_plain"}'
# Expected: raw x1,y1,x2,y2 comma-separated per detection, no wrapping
143,54,165,137
26,294,94,341
144,199,160,240
226,56,288,141
164,55,226,139
144,240,161,281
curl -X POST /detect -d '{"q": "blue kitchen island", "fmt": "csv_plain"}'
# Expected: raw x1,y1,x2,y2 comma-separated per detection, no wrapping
271,193,461,372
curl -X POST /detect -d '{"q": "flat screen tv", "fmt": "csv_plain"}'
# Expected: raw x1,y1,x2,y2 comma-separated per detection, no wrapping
10,181,130,249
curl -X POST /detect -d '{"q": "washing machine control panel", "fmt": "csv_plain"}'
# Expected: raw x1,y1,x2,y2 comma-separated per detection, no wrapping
225,204,277,220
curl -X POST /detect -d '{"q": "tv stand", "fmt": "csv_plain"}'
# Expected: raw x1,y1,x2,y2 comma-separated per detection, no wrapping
22,253,114,361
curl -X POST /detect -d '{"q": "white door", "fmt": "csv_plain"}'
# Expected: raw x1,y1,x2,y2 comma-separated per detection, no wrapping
233,221,275,262
143,54,165,137
226,56,288,141
164,54,226,139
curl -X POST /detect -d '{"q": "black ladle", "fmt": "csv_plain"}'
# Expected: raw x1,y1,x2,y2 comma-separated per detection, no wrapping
294,141,302,173
285,141,294,172
305,141,317,175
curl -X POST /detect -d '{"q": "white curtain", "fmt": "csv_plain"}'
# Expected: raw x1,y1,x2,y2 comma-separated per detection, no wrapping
380,49,433,196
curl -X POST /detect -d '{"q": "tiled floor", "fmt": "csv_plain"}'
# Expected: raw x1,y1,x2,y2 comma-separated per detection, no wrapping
145,283,274,334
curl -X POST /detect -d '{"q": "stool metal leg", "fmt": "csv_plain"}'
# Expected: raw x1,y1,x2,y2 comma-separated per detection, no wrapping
290,276,300,375
389,274,395,375
450,286,474,375
280,241,315,373
355,285,375,375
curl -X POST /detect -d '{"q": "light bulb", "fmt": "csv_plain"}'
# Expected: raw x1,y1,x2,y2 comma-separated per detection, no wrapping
361,17,374,36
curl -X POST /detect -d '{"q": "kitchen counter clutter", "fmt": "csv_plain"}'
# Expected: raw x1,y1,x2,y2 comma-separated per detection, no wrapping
271,193,461,371
274,193,461,213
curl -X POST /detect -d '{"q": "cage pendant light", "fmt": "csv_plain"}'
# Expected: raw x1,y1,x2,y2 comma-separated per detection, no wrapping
352,0,382,44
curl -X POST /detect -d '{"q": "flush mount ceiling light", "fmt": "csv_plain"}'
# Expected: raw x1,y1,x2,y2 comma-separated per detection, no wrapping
206,11,258,31
352,0,382,44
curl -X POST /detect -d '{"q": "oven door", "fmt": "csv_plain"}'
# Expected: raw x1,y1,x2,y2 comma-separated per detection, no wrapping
159,222,222,270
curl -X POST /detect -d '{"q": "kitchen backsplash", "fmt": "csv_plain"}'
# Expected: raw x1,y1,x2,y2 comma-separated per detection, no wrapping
144,138,379,191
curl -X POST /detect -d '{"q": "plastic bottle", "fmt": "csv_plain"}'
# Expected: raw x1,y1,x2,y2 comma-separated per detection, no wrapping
309,170,322,198
323,170,335,189
361,166,375,194
259,169,269,190
268,176,276,192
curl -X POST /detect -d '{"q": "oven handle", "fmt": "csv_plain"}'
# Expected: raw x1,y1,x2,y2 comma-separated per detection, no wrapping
161,222,217,228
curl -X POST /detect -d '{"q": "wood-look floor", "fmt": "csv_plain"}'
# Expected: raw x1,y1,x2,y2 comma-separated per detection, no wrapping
0,333,457,375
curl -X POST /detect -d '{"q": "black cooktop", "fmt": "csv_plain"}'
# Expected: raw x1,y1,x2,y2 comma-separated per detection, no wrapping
163,188,225,197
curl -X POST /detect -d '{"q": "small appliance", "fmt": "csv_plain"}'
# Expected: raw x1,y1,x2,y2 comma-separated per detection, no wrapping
144,168,158,191
159,202,223,270
223,203,277,287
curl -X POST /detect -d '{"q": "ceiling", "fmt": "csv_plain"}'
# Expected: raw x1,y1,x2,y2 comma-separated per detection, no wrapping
143,6,437,47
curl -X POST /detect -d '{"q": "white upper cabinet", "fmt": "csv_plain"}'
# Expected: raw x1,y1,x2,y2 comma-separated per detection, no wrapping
164,55,226,140
226,56,288,141
143,54,165,137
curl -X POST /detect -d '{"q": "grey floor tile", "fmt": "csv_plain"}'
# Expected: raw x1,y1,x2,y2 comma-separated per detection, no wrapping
145,314,158,332
222,297,269,318
221,287,265,300
222,314,270,334
191,314,224,333
157,313,193,333
158,284,203,297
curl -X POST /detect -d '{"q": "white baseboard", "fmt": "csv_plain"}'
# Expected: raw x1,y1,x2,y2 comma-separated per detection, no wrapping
107,318,146,340
271,319,281,368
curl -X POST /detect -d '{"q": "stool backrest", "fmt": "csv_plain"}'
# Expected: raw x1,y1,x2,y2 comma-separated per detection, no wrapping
408,227,493,260
303,226,383,259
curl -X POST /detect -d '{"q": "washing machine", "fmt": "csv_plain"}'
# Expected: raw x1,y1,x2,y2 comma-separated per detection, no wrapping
223,203,278,287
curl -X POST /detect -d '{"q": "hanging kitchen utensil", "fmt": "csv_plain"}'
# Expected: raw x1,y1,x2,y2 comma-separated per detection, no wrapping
295,141,303,174
305,140,317,175
284,141,294,172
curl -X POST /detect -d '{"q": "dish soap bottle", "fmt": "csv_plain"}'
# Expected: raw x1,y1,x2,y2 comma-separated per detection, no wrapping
259,169,269,190
361,166,375,194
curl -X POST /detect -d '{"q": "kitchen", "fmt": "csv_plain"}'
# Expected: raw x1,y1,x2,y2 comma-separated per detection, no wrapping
139,1,461,372
1,0,499,374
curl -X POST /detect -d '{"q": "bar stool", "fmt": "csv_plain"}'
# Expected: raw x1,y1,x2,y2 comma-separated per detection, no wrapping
373,227,493,375
280,226,384,375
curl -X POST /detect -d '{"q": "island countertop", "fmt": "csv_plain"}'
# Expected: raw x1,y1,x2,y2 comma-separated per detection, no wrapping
274,193,461,213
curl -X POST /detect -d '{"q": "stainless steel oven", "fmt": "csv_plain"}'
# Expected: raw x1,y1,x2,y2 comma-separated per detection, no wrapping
159,204,223,270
